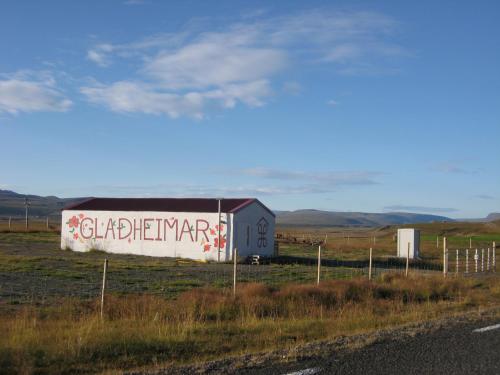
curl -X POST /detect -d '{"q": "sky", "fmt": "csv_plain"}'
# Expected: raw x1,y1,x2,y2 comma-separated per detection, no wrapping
0,0,499,218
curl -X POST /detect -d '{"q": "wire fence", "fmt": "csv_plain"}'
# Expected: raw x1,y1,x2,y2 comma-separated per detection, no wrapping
0,217,59,232
0,224,498,309
444,247,496,276
1,243,497,308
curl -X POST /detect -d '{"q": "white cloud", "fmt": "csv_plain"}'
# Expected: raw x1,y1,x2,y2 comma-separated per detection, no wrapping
323,44,362,62
474,194,494,200
81,81,204,119
431,161,475,174
0,72,72,114
327,99,339,106
83,180,370,197
83,9,405,118
81,79,271,118
87,50,110,67
143,44,286,89
240,167,379,186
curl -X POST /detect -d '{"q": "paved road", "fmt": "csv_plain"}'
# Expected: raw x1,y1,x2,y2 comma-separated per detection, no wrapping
244,319,500,375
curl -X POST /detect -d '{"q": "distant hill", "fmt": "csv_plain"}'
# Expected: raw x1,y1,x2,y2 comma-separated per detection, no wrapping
0,189,497,226
276,209,453,227
0,190,87,218
485,213,500,221
454,212,500,223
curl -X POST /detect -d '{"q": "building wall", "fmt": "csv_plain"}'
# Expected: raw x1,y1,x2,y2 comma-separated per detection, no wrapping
233,202,275,258
61,210,231,261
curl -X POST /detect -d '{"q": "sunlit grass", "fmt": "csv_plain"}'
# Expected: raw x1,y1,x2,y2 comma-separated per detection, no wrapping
1,275,499,374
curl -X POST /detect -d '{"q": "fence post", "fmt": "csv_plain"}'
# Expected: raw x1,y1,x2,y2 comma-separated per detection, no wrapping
493,242,496,272
470,237,472,249
8,217,11,230
481,249,484,272
475,249,478,273
233,248,237,298
46,217,49,230
436,235,439,249
368,247,373,281
317,245,321,285
100,259,108,319
456,249,459,276
487,248,490,271
443,237,447,277
466,249,469,274
405,242,410,277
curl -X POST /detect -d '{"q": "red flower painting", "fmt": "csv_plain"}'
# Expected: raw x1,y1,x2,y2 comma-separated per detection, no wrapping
200,220,227,254
68,216,79,228
73,233,79,240
214,236,226,249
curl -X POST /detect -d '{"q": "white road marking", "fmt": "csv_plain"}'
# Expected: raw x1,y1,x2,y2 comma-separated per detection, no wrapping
473,323,500,333
284,368,321,375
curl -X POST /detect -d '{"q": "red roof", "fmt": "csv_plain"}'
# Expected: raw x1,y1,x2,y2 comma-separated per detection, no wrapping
63,197,275,216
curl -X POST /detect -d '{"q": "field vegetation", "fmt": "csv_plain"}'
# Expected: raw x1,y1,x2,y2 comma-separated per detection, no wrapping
277,220,500,262
1,275,500,374
0,221,499,373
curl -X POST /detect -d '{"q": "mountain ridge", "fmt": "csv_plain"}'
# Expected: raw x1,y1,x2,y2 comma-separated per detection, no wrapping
275,209,454,227
0,189,497,226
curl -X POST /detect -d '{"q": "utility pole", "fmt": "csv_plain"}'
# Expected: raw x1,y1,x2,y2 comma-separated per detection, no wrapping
24,197,31,231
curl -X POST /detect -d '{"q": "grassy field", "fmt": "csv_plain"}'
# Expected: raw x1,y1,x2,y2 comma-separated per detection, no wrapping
1,275,500,374
277,220,500,261
0,224,499,373
0,218,60,233
0,232,370,306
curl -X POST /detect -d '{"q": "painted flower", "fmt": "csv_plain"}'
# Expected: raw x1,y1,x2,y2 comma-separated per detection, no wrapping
210,229,216,235
73,233,79,240
203,243,211,252
78,213,84,219
215,224,225,232
214,236,226,249
68,216,79,228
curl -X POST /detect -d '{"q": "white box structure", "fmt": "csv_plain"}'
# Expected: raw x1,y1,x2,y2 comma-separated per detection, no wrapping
61,198,275,262
397,228,420,259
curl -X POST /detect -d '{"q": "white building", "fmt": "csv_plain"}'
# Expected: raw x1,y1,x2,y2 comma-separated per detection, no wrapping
61,198,275,261
397,228,420,259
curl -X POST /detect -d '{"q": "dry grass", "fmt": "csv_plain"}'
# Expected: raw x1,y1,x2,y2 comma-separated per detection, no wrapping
277,222,500,262
1,274,499,374
0,218,60,233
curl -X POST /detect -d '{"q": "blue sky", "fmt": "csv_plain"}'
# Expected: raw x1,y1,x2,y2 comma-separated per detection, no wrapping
0,0,499,218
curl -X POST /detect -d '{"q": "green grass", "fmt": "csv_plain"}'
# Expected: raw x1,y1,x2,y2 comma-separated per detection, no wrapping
0,231,60,244
422,234,500,247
